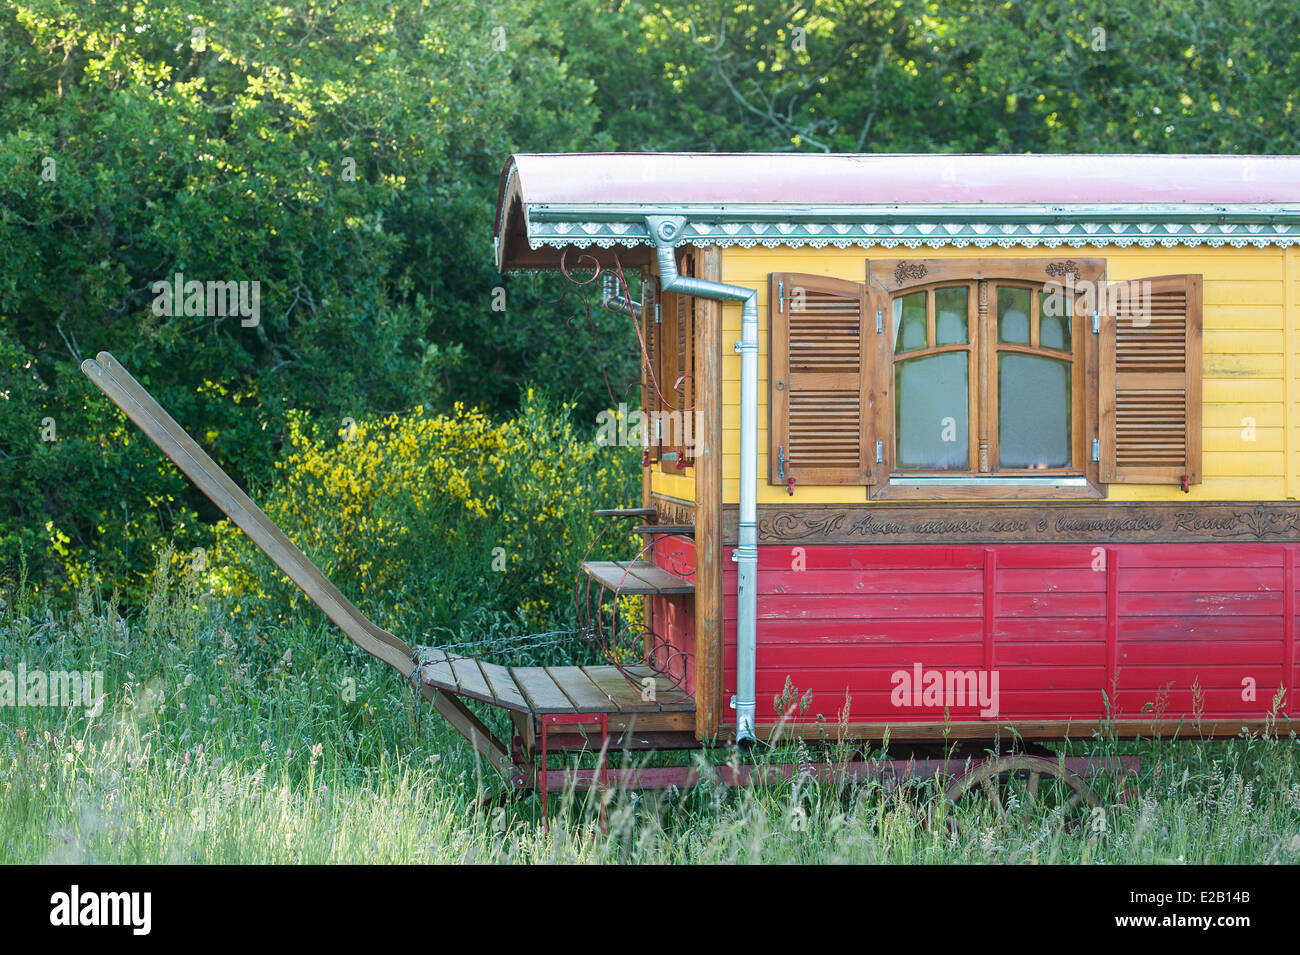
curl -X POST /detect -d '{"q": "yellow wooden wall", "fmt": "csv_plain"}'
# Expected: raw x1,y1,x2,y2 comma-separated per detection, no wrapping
1290,246,1300,501
652,464,695,501
649,243,1299,505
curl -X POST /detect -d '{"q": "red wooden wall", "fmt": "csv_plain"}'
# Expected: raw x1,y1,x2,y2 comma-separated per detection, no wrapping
649,535,697,694
689,542,1300,728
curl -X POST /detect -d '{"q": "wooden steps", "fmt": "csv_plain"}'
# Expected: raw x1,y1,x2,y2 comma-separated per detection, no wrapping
581,560,693,595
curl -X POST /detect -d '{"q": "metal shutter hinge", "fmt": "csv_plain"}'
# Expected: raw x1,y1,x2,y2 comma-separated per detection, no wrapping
1092,438,1100,462
778,278,784,313
1092,310,1100,334
876,310,883,334
875,440,883,464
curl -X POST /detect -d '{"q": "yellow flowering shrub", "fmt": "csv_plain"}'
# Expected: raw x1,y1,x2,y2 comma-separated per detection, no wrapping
209,395,640,637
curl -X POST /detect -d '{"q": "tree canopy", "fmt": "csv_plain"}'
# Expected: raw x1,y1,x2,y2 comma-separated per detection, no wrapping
2,0,1297,595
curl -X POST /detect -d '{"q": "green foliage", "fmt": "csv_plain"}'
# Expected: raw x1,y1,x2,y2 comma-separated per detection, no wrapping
0,323,200,597
568,0,1300,154
3,0,1298,602
0,0,629,597
208,398,640,637
1,573,1298,862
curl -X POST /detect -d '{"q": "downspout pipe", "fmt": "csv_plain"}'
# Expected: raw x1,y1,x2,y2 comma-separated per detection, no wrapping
600,271,641,317
646,215,758,746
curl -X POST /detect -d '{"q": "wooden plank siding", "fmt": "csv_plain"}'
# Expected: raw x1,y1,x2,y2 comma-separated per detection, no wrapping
644,243,1297,743
648,534,697,696
721,542,1298,728
1289,246,1300,501
696,245,1293,505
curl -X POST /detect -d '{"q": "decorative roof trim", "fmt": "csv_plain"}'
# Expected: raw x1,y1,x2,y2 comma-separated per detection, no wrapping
519,216,1300,257
493,155,1300,268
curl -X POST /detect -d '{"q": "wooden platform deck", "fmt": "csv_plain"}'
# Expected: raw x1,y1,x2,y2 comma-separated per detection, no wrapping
415,649,694,717
632,524,694,536
580,560,693,595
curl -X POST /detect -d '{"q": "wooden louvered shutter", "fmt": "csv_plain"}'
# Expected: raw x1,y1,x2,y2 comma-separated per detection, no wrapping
1100,274,1202,484
769,272,872,485
678,254,696,465
657,287,676,461
656,253,695,467
643,277,660,462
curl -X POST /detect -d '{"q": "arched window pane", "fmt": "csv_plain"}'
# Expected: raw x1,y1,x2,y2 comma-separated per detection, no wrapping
997,287,1031,344
895,352,969,469
893,292,926,353
998,354,1070,468
1038,289,1071,351
935,287,968,345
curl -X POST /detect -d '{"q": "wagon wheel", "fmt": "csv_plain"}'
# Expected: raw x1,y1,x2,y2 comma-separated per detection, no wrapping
939,755,1098,833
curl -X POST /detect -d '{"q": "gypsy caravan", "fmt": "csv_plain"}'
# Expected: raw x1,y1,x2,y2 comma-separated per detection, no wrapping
87,153,1300,802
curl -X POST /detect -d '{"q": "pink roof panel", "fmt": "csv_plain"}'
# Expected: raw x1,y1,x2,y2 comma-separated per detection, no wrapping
501,152,1300,213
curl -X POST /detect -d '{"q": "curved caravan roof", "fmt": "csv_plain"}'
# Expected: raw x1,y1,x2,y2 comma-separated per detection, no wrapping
493,152,1300,271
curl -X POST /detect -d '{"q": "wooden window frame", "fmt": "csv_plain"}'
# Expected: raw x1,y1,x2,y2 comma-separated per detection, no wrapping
867,258,1106,501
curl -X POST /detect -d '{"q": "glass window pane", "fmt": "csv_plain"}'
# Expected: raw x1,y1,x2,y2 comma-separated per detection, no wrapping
997,287,1031,344
1038,289,1071,351
998,354,1071,468
895,352,969,469
893,292,926,353
935,287,968,345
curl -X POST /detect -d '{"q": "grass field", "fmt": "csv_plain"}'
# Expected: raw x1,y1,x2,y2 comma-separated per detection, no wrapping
2,562,1298,865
